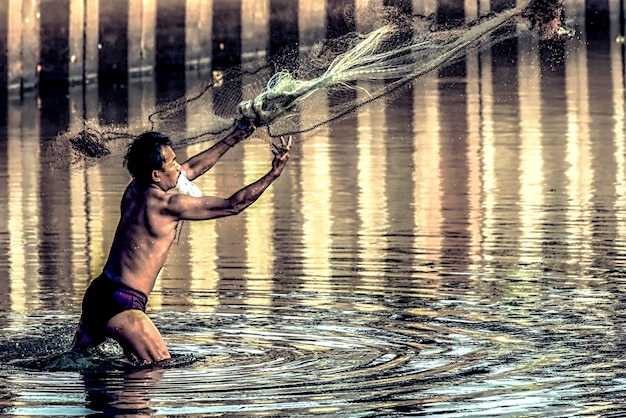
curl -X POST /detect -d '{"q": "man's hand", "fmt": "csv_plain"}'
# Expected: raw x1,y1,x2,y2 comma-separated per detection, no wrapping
270,136,292,176
271,135,292,157
224,124,255,147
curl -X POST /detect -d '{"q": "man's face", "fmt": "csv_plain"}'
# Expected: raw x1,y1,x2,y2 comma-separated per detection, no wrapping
156,146,181,190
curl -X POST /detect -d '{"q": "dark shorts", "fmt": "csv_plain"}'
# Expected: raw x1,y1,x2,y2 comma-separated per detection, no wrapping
81,272,148,339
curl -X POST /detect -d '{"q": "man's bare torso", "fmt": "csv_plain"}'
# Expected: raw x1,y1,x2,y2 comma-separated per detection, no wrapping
104,181,179,296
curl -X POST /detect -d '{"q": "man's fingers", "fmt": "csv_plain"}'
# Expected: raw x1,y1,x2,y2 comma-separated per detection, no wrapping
271,136,293,156
280,135,292,150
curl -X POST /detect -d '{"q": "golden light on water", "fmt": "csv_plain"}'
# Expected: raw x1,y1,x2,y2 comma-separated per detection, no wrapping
2,6,626,319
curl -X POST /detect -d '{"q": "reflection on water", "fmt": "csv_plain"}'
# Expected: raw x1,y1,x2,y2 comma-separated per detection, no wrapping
2,27,626,416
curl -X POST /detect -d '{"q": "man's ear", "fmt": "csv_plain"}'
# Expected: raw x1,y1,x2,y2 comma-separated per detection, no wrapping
151,170,161,183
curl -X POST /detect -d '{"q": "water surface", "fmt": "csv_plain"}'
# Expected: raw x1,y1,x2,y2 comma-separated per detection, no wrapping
1,29,626,416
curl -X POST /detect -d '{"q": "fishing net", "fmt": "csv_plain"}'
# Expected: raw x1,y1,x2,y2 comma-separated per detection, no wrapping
62,0,569,166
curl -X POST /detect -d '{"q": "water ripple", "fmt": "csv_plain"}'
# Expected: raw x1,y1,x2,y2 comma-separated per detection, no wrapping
1,293,623,417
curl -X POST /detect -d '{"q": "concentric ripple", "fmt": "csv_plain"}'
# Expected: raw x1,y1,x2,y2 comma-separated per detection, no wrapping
0,299,597,417
157,307,540,414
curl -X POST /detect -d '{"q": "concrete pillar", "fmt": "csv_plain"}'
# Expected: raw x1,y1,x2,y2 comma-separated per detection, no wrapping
564,0,585,28
129,0,147,76
299,0,325,46
384,0,412,14
0,2,7,91
213,0,242,69
84,0,98,82
1,0,39,93
39,0,84,86
465,0,478,20
186,0,213,69
242,0,268,63
270,0,297,60
490,0,515,13
100,0,153,78
413,0,437,16
327,0,355,39
99,0,129,76
0,0,22,92
156,0,185,71
143,0,157,74
586,0,611,34
22,0,40,91
437,0,465,26
68,0,84,83
478,0,490,15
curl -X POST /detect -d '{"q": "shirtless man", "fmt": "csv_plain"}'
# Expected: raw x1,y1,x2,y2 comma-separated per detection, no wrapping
70,126,291,364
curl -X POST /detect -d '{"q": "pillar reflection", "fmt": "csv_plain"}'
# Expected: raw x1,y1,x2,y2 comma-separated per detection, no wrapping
300,91,333,305
243,140,275,310
609,1,626,247
7,95,40,319
412,73,442,276
478,47,496,272
356,81,388,297
517,34,543,268
564,30,593,272
186,140,220,313
184,75,219,312
465,51,483,269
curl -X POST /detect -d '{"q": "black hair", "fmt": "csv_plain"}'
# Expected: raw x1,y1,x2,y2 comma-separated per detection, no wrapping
123,131,173,184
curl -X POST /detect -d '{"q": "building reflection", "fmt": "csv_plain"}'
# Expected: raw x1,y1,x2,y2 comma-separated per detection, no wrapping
0,3,625,322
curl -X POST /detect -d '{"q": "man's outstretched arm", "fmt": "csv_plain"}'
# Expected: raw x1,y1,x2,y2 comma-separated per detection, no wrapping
171,137,291,221
182,125,255,180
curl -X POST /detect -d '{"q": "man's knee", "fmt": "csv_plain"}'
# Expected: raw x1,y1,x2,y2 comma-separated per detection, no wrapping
107,310,170,363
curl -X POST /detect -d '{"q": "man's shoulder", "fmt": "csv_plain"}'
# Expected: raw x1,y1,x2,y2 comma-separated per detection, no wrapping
144,187,184,219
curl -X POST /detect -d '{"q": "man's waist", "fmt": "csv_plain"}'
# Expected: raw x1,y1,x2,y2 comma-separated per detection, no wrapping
101,269,148,299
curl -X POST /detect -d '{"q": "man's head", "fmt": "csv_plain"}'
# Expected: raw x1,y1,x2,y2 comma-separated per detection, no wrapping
124,132,176,186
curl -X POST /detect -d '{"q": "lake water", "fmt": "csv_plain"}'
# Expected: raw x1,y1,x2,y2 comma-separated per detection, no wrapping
1,25,626,416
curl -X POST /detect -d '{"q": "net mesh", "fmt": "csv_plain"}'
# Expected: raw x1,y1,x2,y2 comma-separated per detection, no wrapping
61,0,568,166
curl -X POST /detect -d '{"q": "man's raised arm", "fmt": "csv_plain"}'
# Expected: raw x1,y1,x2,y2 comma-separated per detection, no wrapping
182,125,255,180
171,136,292,221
